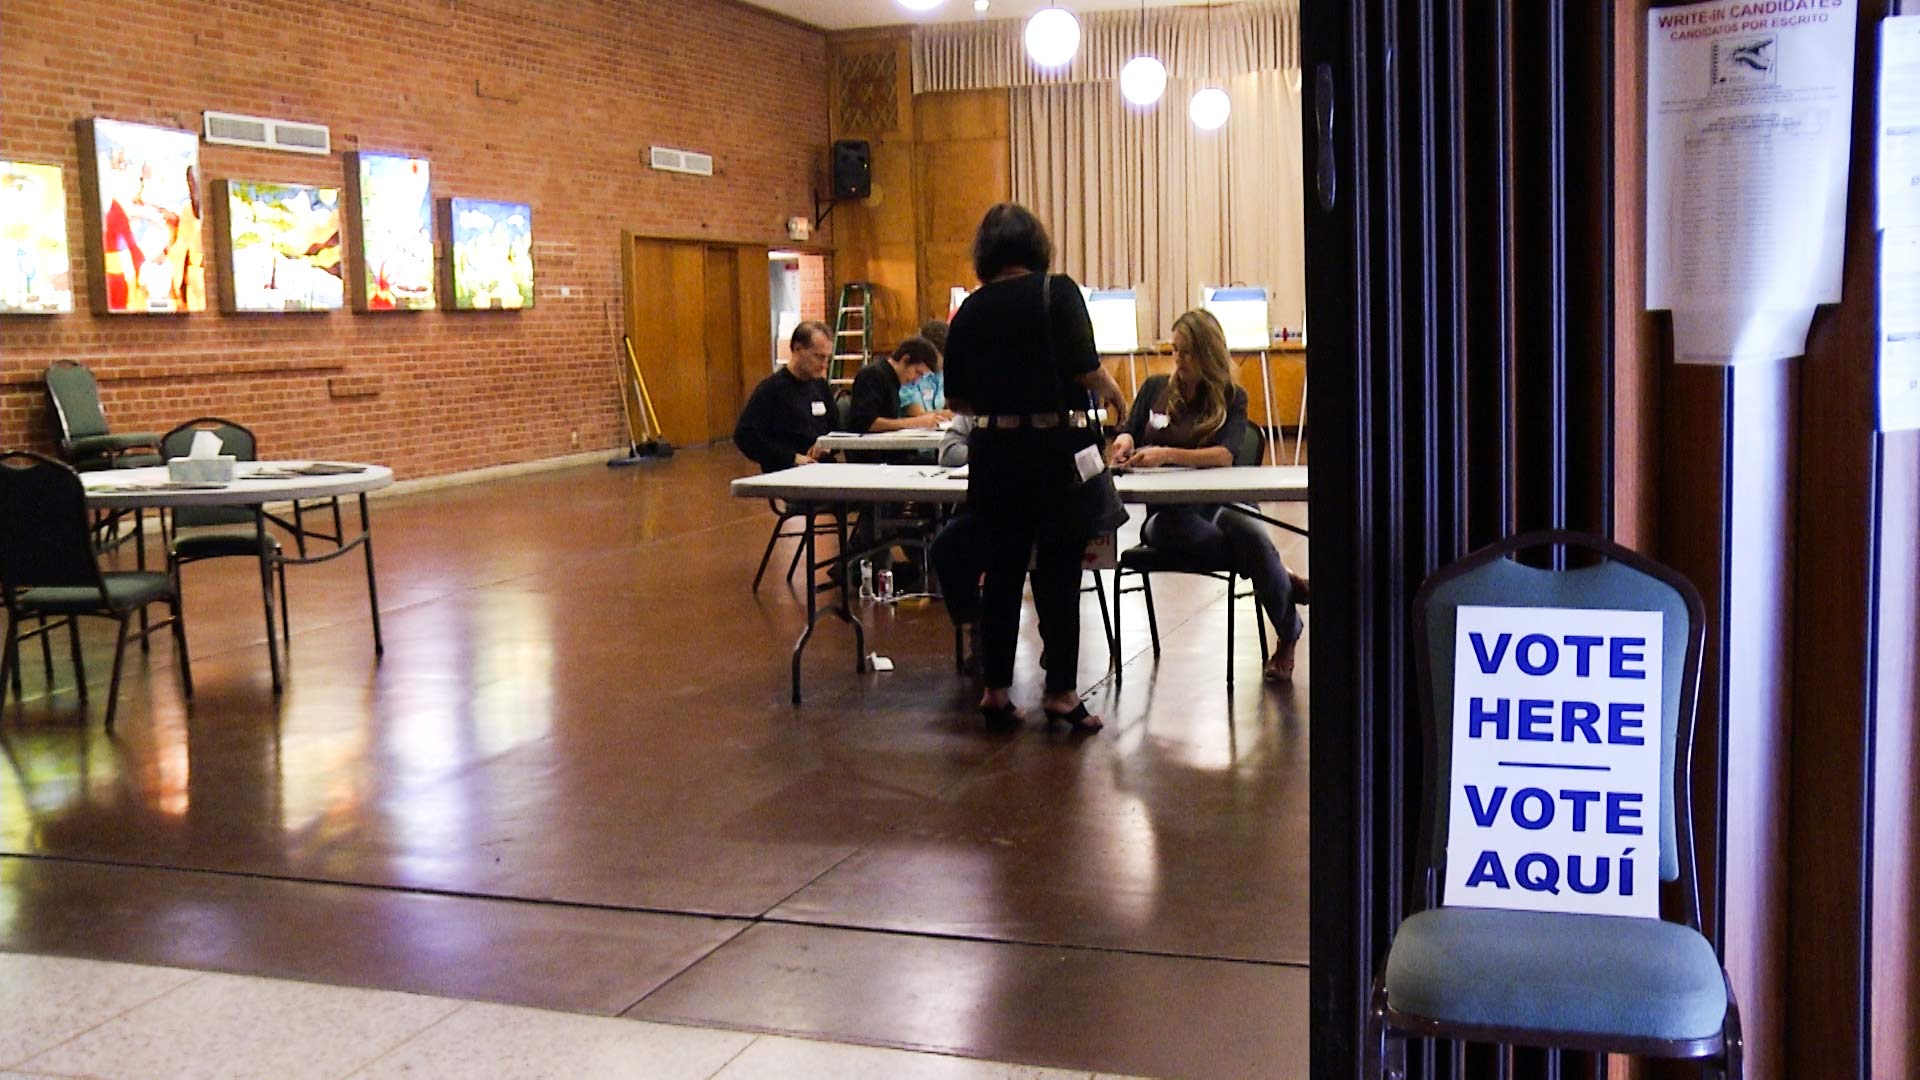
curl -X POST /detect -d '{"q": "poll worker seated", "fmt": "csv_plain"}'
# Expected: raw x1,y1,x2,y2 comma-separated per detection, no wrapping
734,320,837,472
850,337,951,436
1107,308,1311,683
900,319,949,418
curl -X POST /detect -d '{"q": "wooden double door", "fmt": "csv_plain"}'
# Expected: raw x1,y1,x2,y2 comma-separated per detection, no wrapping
622,235,772,447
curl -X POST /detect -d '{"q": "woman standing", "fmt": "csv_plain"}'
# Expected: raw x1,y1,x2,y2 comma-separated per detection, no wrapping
1108,309,1310,682
943,204,1128,730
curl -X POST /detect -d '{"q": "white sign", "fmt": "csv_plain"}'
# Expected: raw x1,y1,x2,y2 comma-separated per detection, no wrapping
1879,16,1920,229
1882,227,1920,431
1444,606,1665,919
1646,0,1857,364
1203,286,1271,352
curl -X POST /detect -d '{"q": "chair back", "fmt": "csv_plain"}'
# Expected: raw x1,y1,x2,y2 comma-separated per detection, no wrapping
45,360,110,442
1411,530,1706,927
161,418,257,529
1233,422,1265,467
0,452,109,603
835,393,852,431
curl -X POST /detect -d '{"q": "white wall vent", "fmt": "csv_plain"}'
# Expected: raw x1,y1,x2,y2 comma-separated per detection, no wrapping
648,146,713,177
202,111,332,156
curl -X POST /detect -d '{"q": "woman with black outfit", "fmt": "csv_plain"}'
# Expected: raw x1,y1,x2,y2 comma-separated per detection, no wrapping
942,203,1128,730
1108,308,1309,682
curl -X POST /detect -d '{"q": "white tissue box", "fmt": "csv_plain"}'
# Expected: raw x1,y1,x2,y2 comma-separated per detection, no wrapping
168,456,236,483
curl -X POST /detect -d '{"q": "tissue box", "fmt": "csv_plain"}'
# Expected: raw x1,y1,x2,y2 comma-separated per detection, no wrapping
168,456,236,483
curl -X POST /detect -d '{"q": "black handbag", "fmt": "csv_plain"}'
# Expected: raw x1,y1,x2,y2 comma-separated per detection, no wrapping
1041,274,1128,538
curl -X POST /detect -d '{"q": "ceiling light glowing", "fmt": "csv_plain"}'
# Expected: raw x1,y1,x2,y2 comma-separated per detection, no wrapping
1190,86,1230,130
1024,7,1081,69
1119,54,1167,107
897,0,945,10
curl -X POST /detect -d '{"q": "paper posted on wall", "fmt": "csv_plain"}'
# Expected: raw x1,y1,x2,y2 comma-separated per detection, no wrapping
1878,16,1920,230
1881,227,1920,432
1646,0,1857,364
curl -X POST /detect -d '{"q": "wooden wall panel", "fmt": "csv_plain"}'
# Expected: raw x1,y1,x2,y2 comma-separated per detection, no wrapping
1871,431,1920,1080
828,30,920,350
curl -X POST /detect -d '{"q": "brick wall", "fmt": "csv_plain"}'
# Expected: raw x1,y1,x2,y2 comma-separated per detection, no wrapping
1,0,828,479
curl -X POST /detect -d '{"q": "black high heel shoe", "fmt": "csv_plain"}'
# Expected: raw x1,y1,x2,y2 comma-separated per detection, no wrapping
979,701,1024,728
1042,701,1103,731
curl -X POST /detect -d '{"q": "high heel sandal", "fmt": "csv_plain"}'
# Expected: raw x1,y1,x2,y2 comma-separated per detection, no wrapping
1042,701,1104,731
979,701,1024,728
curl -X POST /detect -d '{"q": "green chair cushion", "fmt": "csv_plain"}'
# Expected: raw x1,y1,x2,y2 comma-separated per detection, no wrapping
1384,908,1727,1043
172,528,280,560
19,572,174,614
68,432,161,455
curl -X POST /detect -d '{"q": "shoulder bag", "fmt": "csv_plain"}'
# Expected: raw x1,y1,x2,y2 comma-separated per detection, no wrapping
1042,274,1128,538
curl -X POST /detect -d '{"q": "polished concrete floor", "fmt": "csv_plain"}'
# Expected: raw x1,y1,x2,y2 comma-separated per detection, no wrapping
0,445,1311,1080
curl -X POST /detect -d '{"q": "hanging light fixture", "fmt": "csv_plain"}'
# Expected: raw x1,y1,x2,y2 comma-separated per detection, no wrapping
1189,1,1230,130
1118,0,1165,107
896,0,944,10
1025,5,1081,69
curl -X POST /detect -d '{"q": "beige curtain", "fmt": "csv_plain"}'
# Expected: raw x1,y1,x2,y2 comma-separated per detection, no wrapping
914,3,1297,92
1011,69,1305,345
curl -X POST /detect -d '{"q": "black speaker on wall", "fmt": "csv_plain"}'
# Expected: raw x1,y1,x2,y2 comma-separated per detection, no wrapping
831,139,872,200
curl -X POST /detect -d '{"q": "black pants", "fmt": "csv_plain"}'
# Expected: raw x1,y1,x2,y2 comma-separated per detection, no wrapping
961,428,1094,695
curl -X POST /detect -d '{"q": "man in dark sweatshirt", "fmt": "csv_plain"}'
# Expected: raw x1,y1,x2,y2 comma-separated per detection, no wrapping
734,321,838,472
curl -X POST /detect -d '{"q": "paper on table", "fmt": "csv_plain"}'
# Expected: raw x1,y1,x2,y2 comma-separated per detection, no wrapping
1645,0,1857,364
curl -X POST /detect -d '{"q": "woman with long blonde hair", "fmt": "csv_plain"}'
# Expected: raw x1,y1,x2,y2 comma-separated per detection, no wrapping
1107,308,1309,682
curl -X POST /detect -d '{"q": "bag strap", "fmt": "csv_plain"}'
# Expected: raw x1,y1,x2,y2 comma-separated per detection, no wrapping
1039,273,1098,432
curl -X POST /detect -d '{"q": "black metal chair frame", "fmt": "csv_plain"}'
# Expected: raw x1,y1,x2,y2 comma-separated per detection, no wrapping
1366,530,1742,1078
1108,424,1286,686
753,499,845,591
159,418,294,651
0,452,193,730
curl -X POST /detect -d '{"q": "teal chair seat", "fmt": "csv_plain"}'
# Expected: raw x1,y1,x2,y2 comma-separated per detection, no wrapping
21,572,176,614
1384,907,1727,1043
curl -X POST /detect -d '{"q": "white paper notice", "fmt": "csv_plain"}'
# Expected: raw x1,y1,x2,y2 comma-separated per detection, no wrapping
1881,227,1920,431
1646,0,1857,364
1879,17,1920,229
1444,607,1665,919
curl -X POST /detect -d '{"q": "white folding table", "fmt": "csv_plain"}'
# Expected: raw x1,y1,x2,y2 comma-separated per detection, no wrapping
730,463,1309,702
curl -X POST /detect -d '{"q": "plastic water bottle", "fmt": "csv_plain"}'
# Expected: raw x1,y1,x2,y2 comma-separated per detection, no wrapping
858,558,874,600
877,567,894,602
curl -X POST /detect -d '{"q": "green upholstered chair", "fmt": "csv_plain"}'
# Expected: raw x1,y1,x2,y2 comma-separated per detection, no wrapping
159,418,290,648
1112,423,1272,686
0,452,192,730
44,361,162,471
1367,531,1741,1078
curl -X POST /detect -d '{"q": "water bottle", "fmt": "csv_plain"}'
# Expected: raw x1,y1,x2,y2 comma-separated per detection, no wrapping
858,558,874,600
877,566,894,602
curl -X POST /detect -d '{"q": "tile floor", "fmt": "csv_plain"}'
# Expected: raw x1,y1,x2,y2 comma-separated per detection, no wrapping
0,954,1139,1079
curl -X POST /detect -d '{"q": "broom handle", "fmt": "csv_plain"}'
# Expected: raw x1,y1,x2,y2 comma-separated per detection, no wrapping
624,336,665,438
606,303,642,450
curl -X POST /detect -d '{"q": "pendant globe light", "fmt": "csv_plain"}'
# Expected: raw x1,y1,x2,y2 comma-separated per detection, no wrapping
896,0,944,9
1189,2,1230,130
1118,0,1165,107
1025,5,1081,69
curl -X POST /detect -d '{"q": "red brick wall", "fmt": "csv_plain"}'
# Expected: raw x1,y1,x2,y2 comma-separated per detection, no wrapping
1,0,827,478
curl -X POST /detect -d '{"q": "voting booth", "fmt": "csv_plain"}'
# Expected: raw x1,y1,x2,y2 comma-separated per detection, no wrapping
1364,531,1741,1076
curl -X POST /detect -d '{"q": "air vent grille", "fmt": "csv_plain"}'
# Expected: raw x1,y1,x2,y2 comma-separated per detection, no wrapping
648,145,713,177
202,111,331,156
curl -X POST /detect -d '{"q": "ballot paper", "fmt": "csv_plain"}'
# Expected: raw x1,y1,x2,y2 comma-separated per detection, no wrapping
1646,0,1857,363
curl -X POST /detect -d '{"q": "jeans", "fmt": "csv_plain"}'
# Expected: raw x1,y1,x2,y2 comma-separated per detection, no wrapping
1140,505,1302,642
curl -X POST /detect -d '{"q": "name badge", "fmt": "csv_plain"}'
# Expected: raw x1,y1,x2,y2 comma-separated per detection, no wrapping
1149,412,1170,430
810,401,827,417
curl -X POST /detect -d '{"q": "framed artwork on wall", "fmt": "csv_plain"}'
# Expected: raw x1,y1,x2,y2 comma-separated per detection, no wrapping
216,180,344,313
346,152,435,311
0,161,74,314
80,118,205,314
441,198,533,310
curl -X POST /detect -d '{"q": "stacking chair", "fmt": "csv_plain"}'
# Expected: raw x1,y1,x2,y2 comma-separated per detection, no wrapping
1366,531,1741,1078
1112,424,1273,686
44,361,161,471
159,419,290,648
0,452,192,729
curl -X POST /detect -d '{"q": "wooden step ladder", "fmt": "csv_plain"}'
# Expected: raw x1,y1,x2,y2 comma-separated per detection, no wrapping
831,282,873,382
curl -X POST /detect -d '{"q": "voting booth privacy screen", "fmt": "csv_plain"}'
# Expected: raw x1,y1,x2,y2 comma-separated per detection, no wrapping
1202,286,1271,351
1087,288,1141,353
1443,605,1665,919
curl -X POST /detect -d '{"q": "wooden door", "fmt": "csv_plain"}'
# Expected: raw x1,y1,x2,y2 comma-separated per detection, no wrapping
702,246,742,443
624,236,707,447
